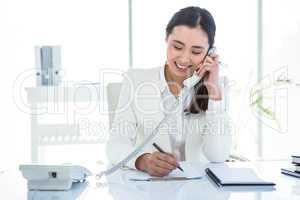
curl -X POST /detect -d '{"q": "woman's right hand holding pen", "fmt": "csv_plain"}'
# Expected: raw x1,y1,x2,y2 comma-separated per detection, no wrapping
135,152,179,177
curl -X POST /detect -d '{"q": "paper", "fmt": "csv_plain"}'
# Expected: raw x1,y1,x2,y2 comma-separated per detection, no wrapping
168,162,201,178
128,162,202,181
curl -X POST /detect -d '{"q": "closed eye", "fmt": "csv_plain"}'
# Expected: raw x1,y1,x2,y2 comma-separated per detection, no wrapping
192,50,204,55
173,45,183,50
192,51,202,55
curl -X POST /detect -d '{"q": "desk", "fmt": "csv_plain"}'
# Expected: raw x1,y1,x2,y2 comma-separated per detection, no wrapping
1,161,300,200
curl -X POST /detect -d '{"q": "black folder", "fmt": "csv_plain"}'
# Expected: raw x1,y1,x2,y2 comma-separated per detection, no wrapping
205,166,275,187
281,168,300,179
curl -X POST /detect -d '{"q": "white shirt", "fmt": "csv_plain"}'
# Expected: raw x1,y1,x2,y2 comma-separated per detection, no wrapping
159,66,193,161
106,66,231,170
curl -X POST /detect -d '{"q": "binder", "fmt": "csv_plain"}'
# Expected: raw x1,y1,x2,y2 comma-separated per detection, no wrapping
292,155,300,165
205,165,275,187
281,155,300,179
281,168,300,179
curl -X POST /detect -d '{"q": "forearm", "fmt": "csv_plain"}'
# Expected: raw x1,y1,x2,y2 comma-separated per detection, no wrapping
205,80,222,100
202,112,232,162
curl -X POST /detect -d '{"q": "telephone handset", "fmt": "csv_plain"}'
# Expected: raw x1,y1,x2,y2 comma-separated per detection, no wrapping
183,47,217,88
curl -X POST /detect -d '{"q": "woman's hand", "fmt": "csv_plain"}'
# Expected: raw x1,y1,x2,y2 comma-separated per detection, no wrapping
195,52,222,100
135,152,178,177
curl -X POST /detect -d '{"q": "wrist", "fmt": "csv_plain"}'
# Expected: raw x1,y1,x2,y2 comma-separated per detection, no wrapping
204,81,222,100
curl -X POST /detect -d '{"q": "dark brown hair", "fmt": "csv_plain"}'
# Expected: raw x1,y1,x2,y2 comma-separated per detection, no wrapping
166,6,216,113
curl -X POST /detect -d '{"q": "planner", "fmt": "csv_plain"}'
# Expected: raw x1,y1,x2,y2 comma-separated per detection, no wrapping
206,164,275,187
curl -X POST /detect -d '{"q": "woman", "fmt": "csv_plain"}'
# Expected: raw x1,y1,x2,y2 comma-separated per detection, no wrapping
106,6,232,177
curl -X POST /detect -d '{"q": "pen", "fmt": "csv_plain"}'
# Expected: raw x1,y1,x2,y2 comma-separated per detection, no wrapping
152,143,184,172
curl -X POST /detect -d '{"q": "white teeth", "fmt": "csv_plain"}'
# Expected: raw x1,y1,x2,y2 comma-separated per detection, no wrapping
176,62,188,69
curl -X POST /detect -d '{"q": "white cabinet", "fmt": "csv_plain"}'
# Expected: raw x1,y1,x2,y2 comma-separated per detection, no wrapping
25,85,107,162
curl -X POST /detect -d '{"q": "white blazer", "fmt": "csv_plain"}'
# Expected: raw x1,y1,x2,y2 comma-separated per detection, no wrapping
106,66,232,169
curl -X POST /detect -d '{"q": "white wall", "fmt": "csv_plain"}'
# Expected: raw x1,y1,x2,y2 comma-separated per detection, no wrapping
1,0,299,168
0,0,128,167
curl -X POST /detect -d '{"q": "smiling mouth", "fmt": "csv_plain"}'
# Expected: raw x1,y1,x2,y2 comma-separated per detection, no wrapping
174,61,192,70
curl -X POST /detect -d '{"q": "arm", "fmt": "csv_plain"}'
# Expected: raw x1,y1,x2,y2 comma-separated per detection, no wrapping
106,70,179,175
106,70,146,169
106,71,177,172
202,77,232,163
196,51,222,100
202,111,232,162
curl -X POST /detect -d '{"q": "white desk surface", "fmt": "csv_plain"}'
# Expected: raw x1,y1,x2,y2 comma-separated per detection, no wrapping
1,161,300,200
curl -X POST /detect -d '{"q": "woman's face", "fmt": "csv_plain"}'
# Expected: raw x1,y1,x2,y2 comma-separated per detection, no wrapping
166,25,210,80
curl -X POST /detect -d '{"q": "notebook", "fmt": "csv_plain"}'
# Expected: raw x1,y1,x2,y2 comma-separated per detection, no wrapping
281,168,300,179
206,164,275,187
292,155,300,165
129,162,203,181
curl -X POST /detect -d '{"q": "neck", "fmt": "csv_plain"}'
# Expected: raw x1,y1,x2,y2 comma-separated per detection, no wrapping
165,64,185,96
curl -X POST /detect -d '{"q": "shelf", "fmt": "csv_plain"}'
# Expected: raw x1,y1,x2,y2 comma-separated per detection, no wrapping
25,85,102,103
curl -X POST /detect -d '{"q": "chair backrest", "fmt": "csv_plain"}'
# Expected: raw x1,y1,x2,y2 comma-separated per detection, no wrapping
106,82,122,128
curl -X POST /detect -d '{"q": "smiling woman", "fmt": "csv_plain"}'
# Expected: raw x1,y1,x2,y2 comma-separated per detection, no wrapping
164,7,219,113
106,6,232,177
132,0,261,160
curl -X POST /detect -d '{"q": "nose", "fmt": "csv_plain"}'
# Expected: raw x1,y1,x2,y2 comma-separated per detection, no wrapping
179,50,191,65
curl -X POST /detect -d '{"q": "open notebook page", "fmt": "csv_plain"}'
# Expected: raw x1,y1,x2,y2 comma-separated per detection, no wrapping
128,162,202,181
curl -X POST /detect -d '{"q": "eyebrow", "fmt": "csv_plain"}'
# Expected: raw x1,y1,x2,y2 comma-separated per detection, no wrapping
173,40,205,49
